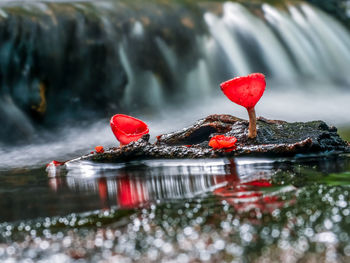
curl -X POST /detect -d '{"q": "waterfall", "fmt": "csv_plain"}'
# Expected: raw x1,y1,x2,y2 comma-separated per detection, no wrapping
0,0,349,143
204,2,350,81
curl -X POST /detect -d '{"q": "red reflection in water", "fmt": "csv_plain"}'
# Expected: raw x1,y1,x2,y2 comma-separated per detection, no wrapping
243,180,272,187
98,178,110,210
116,176,148,209
213,161,287,217
49,177,64,192
67,159,290,214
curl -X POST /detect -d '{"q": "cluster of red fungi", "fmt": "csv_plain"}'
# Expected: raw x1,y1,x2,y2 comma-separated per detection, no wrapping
104,73,266,152
47,73,265,168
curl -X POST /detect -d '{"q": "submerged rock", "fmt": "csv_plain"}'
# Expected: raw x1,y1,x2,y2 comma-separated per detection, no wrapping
66,114,350,164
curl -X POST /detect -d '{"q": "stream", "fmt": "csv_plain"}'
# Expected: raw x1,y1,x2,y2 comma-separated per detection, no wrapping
1,0,350,262
1,155,350,262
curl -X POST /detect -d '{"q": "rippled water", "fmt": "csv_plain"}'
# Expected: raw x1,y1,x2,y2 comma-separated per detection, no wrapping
1,154,350,262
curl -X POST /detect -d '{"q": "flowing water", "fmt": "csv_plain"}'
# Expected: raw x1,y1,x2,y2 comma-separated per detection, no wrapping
1,0,350,262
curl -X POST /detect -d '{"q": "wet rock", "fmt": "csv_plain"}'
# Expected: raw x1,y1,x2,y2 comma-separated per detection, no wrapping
156,114,241,146
0,0,207,143
156,115,349,152
67,115,350,164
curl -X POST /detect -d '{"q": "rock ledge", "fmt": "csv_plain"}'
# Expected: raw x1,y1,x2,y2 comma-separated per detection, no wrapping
67,115,350,164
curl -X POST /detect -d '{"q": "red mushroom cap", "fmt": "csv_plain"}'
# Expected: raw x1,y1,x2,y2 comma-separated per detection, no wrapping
209,135,237,149
220,73,266,110
110,114,149,145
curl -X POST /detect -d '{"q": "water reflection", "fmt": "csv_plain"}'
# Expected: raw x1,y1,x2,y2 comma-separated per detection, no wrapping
48,158,294,213
1,156,350,262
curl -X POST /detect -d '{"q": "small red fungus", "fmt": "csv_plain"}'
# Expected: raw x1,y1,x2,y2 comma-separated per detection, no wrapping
110,114,149,146
95,146,104,153
46,160,65,167
209,135,237,150
220,73,266,139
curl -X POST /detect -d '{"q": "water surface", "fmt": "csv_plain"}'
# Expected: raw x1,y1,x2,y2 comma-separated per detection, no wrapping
1,154,350,262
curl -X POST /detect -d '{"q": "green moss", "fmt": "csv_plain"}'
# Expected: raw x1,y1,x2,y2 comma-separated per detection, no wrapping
338,127,350,142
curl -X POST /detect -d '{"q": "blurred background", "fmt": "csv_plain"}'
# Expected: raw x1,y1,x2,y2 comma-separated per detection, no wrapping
0,0,349,168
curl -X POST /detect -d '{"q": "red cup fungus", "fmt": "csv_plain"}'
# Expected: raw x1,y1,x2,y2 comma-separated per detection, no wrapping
220,73,266,139
46,160,65,177
95,146,104,153
209,135,237,150
46,160,65,167
110,114,149,146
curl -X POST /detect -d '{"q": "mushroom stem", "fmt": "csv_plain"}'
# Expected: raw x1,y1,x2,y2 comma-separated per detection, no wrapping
247,107,257,139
